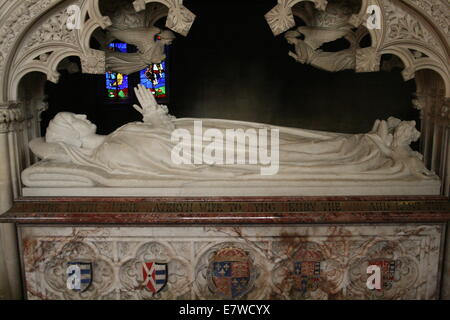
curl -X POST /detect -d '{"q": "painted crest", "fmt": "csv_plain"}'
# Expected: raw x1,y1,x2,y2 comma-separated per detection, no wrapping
292,249,322,294
209,247,251,299
368,259,397,290
66,262,92,292
142,262,168,294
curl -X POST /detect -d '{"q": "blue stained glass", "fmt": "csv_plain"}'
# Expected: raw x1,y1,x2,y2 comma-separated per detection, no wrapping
108,42,128,53
106,42,168,100
106,72,128,90
140,62,167,98
106,42,129,99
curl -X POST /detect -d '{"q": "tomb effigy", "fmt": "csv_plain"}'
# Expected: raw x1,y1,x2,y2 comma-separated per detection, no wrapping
22,85,440,196
0,0,449,301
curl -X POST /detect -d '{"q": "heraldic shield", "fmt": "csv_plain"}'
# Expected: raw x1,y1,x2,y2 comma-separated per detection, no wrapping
292,248,322,295
210,247,251,299
293,261,321,293
142,262,168,294
67,262,92,292
368,259,397,290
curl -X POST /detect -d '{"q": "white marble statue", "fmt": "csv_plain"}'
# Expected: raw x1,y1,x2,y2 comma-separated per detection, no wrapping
285,30,356,72
22,85,439,194
282,0,359,73
105,27,175,74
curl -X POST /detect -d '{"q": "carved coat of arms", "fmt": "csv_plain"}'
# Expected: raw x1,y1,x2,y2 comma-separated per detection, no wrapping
368,259,397,290
142,262,168,294
66,261,92,293
209,247,252,299
292,249,322,295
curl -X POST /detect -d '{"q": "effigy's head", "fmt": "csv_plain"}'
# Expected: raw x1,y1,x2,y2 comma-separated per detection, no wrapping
46,112,97,147
393,120,421,147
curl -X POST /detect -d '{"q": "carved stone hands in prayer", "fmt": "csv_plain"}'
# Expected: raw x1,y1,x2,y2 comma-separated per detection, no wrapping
133,84,158,117
133,84,175,130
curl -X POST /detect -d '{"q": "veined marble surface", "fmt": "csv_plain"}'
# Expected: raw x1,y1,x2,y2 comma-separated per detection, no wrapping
22,180,442,197
20,224,444,300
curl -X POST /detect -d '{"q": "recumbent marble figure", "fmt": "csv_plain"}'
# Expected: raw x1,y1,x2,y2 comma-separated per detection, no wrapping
22,85,440,196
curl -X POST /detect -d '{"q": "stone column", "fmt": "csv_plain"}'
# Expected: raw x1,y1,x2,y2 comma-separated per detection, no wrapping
441,99,450,196
0,103,24,299
440,98,450,300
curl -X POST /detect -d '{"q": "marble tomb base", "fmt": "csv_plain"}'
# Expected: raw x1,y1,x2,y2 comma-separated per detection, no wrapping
1,196,450,300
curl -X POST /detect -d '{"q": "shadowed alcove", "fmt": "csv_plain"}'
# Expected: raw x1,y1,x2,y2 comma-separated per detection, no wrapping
41,0,419,136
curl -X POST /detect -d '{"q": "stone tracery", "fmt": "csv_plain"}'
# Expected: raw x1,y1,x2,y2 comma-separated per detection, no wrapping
0,0,449,300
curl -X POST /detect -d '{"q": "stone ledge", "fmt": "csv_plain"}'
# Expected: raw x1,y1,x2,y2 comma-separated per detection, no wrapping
2,196,449,225
21,179,442,197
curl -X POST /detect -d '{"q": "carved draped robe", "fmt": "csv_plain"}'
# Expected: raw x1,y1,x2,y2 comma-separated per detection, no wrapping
22,118,432,187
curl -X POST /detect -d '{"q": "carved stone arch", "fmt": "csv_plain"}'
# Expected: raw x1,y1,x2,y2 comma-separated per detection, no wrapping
132,0,196,36
85,0,113,30
145,3,170,28
11,67,53,102
378,42,448,84
9,48,83,100
415,62,450,91
291,4,314,26
265,0,450,194
354,25,371,47
378,1,449,95
0,0,66,102
2,0,112,103
348,0,383,49
377,37,450,95
80,14,110,54
417,57,450,98
400,0,450,58
379,47,416,81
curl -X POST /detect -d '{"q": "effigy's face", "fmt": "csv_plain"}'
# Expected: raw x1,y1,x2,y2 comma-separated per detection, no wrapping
70,114,97,137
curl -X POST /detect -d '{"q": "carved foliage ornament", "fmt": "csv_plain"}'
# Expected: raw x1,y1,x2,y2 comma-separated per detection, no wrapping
356,47,381,73
383,0,443,54
23,8,78,50
81,50,106,75
0,103,24,133
265,0,329,36
133,0,196,36
404,0,450,38
0,0,64,74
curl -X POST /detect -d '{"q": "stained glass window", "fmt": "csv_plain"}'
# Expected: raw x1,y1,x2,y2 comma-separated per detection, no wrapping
106,42,129,99
105,41,169,102
139,61,167,99
106,72,129,98
108,42,128,53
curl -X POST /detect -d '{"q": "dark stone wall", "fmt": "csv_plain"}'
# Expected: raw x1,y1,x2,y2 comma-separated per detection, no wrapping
42,0,418,135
